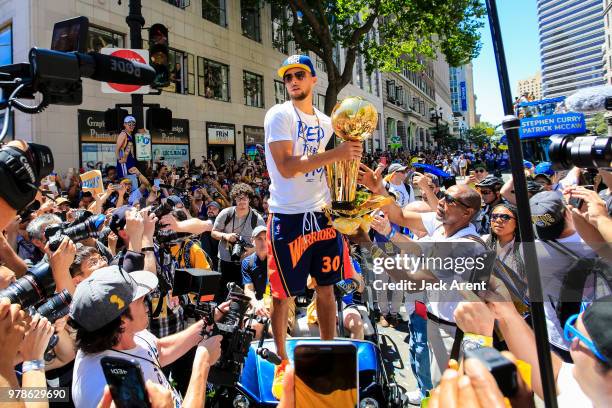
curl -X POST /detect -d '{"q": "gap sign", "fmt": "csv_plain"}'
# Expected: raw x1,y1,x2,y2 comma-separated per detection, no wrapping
519,112,586,138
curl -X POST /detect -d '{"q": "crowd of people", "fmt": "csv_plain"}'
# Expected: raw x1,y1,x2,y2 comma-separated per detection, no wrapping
0,53,611,408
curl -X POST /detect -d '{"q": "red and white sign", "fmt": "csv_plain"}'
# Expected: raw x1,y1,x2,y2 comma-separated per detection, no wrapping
100,48,151,94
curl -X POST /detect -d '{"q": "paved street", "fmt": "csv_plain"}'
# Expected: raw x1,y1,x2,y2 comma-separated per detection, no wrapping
377,319,418,399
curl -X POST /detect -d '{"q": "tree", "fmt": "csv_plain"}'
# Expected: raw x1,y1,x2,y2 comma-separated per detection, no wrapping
588,113,608,135
465,121,494,147
269,0,485,114
430,123,451,146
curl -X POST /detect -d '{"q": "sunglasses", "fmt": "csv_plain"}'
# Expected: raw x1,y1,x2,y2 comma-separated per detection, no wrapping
490,213,514,222
126,122,136,126
564,313,609,363
442,193,470,209
283,71,307,83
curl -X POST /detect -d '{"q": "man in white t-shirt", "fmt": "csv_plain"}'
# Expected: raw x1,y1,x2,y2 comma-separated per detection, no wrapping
264,54,361,400
70,266,222,408
384,163,415,208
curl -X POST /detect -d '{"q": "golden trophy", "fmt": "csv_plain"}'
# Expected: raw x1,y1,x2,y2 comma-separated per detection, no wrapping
325,97,393,234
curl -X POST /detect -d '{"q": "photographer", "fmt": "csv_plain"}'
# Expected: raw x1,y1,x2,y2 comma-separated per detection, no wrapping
70,265,223,408
211,183,264,300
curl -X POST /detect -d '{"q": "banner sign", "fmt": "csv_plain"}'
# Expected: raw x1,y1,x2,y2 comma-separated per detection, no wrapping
152,144,190,167
150,119,189,144
460,81,467,111
80,170,104,196
519,112,586,139
135,132,152,161
78,110,116,143
207,123,235,145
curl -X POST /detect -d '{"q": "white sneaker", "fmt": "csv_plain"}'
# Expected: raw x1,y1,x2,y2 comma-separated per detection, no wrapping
405,390,423,405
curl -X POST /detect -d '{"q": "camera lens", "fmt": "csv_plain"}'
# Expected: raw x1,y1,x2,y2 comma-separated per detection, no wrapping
0,263,55,308
549,134,612,170
35,289,72,323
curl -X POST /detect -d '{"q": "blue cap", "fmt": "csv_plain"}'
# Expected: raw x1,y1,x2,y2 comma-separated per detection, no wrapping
535,161,555,176
278,55,316,78
523,160,534,169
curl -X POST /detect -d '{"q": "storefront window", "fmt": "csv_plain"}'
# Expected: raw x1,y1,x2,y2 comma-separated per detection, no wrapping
274,80,288,104
87,26,124,53
202,0,227,27
244,71,264,108
0,24,12,65
198,57,230,101
241,0,261,42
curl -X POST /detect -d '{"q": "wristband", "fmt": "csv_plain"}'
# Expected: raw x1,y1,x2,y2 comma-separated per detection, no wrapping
462,332,493,350
22,359,45,373
385,227,396,240
141,246,155,253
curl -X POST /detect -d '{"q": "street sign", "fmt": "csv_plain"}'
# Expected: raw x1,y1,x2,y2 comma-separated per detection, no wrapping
100,48,151,94
135,132,152,161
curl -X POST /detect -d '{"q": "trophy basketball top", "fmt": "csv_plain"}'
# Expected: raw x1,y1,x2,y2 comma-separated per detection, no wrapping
331,97,378,142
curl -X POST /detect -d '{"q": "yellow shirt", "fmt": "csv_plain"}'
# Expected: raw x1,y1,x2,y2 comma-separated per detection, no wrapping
295,375,357,408
170,240,211,269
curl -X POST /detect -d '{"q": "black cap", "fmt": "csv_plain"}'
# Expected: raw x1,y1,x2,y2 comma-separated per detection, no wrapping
530,191,565,240
109,205,131,234
583,295,612,363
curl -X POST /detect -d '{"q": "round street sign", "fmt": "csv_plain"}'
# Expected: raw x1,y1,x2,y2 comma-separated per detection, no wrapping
107,49,147,93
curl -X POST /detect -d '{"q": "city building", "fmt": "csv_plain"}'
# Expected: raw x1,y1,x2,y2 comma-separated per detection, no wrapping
0,0,383,171
382,59,437,151
432,51,454,138
603,0,612,85
449,63,476,127
517,71,542,100
538,0,605,98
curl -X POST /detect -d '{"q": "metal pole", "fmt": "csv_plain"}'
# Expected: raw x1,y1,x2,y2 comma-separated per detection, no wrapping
485,1,558,407
126,0,145,168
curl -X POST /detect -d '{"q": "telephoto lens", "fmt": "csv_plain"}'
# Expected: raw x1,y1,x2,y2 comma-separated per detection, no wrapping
45,213,106,251
549,134,612,170
35,289,72,323
0,263,55,308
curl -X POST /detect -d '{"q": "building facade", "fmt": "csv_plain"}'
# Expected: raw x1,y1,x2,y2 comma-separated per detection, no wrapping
604,0,612,85
0,0,383,171
517,71,542,100
538,0,605,98
433,51,454,137
382,60,437,152
449,63,476,128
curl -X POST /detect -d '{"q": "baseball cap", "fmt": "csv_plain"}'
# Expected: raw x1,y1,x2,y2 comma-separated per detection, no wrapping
109,205,131,234
166,195,183,207
523,160,534,169
530,191,565,240
388,163,409,173
277,55,316,78
56,197,70,206
527,180,544,194
583,294,612,362
207,201,221,210
252,225,267,238
124,115,136,124
70,265,158,332
535,162,555,176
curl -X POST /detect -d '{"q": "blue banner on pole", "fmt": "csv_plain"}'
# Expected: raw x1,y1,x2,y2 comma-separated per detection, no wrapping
519,112,586,139
460,82,467,111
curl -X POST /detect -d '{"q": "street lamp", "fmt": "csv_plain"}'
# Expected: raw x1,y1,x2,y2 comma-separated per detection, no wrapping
430,106,443,149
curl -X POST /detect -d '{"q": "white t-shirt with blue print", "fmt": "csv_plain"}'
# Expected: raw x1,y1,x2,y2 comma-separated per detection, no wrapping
264,101,334,214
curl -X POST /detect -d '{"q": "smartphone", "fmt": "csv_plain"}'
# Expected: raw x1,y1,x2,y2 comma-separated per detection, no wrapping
154,179,161,188
100,357,150,408
294,341,358,408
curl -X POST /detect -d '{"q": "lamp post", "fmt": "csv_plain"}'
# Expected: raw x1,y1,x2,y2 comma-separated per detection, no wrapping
430,106,443,150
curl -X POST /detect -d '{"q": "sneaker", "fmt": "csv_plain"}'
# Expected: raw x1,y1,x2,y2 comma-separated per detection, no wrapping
379,314,390,328
272,359,289,400
405,390,423,405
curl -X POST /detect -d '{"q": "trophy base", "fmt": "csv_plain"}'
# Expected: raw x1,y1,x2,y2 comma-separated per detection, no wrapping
331,201,356,211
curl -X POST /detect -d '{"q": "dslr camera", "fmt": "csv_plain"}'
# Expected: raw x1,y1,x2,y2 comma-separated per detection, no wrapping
230,237,253,262
44,212,106,251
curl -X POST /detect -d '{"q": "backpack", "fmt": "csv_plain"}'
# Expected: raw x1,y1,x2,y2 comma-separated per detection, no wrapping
546,240,612,327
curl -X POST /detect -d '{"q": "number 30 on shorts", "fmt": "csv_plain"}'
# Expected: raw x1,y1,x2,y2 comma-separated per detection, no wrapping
321,256,340,273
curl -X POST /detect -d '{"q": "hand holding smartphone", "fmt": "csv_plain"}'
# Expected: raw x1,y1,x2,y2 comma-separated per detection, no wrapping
100,357,151,408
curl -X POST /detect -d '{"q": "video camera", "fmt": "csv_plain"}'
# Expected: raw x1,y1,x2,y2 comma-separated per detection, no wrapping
44,213,106,251
173,269,255,386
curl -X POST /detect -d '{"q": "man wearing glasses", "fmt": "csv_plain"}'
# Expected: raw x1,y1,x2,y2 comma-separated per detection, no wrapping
263,55,361,400
115,115,138,179
359,165,485,384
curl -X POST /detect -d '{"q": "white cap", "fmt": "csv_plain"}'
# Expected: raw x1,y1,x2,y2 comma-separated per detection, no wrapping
124,115,136,123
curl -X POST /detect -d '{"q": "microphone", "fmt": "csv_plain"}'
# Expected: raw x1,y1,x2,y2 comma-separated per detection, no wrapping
78,52,155,85
256,347,282,365
564,85,612,113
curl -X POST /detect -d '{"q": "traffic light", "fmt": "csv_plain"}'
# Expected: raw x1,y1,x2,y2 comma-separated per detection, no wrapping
148,23,169,88
104,107,129,132
146,107,172,131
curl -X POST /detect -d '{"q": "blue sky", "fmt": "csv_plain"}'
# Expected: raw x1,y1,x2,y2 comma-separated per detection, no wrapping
472,1,540,126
